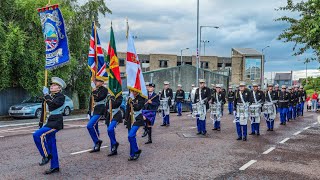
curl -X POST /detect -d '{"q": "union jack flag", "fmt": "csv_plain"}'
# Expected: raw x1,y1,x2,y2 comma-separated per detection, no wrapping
88,22,108,81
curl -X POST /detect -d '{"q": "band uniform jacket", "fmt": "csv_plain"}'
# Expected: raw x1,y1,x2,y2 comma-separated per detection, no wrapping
278,91,290,108
125,94,146,130
211,91,226,105
88,86,109,115
289,91,297,106
228,91,235,102
105,95,123,125
175,89,185,103
250,90,265,104
194,87,211,109
144,92,160,110
299,90,307,102
40,92,65,130
161,88,173,106
293,91,301,104
234,89,251,109
265,90,279,103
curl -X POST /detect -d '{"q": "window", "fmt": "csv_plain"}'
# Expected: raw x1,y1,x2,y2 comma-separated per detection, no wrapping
159,60,168,68
245,58,261,80
177,62,182,66
218,63,223,68
200,61,209,69
119,58,125,66
225,63,232,67
185,62,192,65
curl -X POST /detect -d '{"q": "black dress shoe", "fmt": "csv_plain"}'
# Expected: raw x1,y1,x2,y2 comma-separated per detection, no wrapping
89,140,103,153
39,155,52,166
160,124,166,127
236,137,242,140
107,151,118,156
145,140,152,144
44,168,59,175
267,129,271,131
257,133,260,136
142,130,148,137
217,128,221,131
243,137,247,141
270,129,274,131
249,133,255,135
283,122,286,125
196,132,201,135
212,128,217,131
128,150,142,161
202,131,207,135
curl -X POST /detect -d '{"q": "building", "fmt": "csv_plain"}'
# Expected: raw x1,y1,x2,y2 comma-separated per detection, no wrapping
117,52,232,76
231,48,263,86
274,72,293,87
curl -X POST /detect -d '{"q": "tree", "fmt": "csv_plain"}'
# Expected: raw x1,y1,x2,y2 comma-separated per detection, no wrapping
275,0,320,61
0,0,111,108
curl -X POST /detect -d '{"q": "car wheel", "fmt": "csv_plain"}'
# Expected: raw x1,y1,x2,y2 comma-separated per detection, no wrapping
35,109,42,118
120,107,125,119
63,106,71,116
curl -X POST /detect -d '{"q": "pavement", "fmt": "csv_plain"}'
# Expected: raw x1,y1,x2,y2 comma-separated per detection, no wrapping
0,110,319,179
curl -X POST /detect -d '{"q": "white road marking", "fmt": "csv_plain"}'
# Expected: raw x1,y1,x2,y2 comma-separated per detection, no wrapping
262,147,276,155
70,146,108,155
0,117,86,128
313,122,318,125
303,126,311,130
65,124,87,128
0,136,4,138
0,129,37,133
0,125,37,133
239,160,257,171
279,138,290,144
293,131,302,136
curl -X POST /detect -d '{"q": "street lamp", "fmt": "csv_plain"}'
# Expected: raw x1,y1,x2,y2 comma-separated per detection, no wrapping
201,40,209,56
196,0,199,85
261,45,270,89
180,48,189,66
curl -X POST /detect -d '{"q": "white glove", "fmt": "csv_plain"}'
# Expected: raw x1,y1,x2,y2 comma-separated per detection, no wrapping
42,87,49,95
87,114,91,120
233,110,236,116
91,81,96,89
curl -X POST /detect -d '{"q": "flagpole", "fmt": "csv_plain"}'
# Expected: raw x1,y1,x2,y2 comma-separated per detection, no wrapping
109,21,113,123
91,21,98,114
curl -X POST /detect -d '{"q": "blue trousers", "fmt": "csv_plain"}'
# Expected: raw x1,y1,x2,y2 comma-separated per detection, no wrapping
189,102,193,112
228,102,233,114
196,115,206,133
296,104,300,117
292,106,297,119
176,102,182,115
235,121,247,138
128,125,140,157
287,106,293,120
33,127,59,169
250,117,260,134
162,111,170,125
107,120,118,150
299,102,304,116
280,108,288,123
264,114,274,129
214,120,221,129
87,115,101,145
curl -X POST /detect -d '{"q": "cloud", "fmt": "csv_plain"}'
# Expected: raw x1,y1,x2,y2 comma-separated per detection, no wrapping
94,0,318,72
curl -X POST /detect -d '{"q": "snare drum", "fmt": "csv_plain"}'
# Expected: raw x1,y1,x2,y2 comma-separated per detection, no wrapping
249,104,261,118
159,99,169,111
210,103,221,115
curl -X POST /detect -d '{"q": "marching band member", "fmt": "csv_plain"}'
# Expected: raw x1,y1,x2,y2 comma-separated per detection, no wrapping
293,85,300,118
299,86,307,116
87,78,108,153
126,89,146,161
249,83,265,136
211,84,225,131
105,93,123,156
143,83,160,144
141,83,150,137
188,84,195,114
278,85,290,125
33,77,66,174
160,81,173,126
287,86,295,121
274,84,280,114
194,79,211,135
233,82,251,141
264,84,278,131
227,86,235,115
175,84,185,116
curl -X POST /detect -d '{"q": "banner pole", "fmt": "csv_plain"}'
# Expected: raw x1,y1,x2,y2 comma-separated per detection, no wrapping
43,69,48,124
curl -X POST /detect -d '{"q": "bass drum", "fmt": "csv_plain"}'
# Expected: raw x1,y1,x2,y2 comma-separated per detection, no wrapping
190,87,198,103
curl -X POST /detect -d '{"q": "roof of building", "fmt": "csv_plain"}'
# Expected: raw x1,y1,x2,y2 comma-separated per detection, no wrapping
274,73,292,80
232,48,262,56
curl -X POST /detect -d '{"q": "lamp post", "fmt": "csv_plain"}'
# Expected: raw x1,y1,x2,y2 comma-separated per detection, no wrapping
261,45,270,88
201,40,209,56
180,48,189,65
196,0,199,85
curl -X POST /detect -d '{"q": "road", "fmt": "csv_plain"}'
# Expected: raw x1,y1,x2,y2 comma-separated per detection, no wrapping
0,111,319,179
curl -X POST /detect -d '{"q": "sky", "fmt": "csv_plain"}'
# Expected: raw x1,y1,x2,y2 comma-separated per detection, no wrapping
93,0,319,78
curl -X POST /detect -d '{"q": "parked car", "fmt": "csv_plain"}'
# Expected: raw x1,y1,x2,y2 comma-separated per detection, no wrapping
8,96,74,118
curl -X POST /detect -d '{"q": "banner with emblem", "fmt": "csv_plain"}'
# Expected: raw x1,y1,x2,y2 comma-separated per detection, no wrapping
106,25,122,98
126,26,147,98
38,5,70,70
